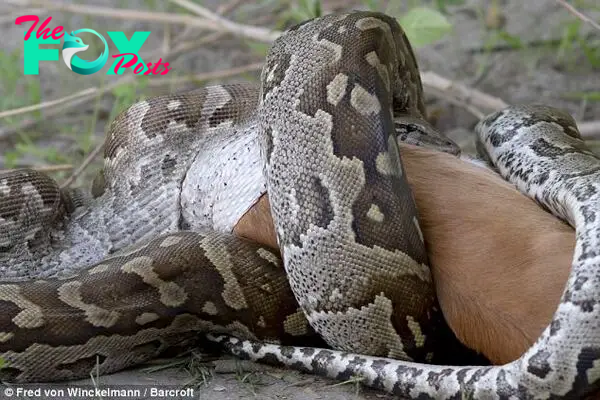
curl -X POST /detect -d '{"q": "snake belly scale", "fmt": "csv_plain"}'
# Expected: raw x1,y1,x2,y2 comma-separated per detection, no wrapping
0,10,598,400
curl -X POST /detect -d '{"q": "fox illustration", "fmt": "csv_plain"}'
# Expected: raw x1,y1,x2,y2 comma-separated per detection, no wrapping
61,29,108,75
61,31,89,70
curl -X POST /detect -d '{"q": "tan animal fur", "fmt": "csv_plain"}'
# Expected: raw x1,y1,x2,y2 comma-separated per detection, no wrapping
234,143,575,364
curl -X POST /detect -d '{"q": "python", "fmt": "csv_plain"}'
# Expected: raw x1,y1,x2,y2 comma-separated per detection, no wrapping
15,15,171,76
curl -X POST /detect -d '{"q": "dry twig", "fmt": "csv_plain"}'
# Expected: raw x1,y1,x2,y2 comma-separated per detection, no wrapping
0,89,97,119
0,164,72,174
421,71,599,138
2,0,598,142
5,0,280,42
216,0,246,16
555,0,600,31
147,62,263,87
60,140,103,188
0,29,263,139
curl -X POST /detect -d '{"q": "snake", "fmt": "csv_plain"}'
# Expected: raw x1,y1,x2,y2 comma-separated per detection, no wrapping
1,10,599,399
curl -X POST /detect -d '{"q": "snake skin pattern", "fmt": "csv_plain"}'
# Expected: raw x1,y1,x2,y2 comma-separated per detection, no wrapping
0,10,598,399
259,11,442,362
208,106,600,399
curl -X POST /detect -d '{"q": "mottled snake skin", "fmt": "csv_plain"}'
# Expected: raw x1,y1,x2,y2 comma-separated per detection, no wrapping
1,11,598,399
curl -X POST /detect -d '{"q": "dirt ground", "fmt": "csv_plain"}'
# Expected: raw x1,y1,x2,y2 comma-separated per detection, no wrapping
1,0,599,399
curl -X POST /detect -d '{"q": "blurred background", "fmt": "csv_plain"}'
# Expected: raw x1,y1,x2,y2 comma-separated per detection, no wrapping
0,1,599,398
1,0,599,188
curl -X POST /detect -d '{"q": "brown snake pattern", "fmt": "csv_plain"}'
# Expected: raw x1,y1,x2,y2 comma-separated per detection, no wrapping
1,11,599,399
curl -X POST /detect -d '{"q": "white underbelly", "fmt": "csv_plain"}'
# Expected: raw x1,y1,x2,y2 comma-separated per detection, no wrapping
180,122,266,233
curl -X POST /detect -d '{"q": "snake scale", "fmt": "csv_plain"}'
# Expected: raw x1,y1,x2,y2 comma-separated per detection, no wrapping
1,10,599,399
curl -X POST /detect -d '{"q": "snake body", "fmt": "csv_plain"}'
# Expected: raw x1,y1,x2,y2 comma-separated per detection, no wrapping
211,105,600,399
1,10,599,399
258,11,442,362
